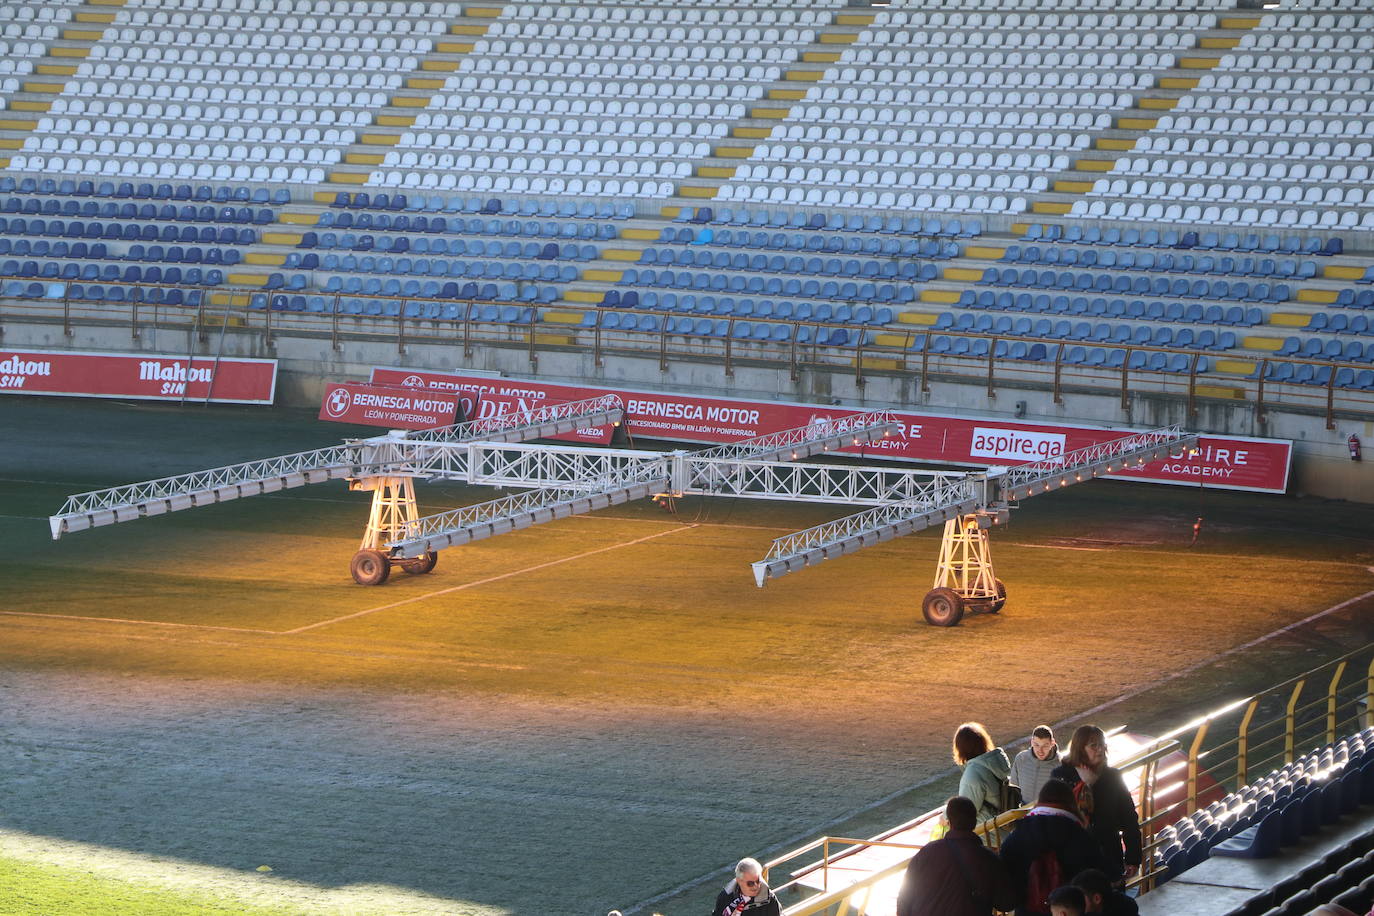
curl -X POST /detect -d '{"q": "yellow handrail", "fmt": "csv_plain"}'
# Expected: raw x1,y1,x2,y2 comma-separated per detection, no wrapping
770,643,1374,916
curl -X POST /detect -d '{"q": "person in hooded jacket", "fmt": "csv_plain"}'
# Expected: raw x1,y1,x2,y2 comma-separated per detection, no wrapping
712,857,780,916
999,779,1105,916
1050,725,1142,885
954,721,1013,821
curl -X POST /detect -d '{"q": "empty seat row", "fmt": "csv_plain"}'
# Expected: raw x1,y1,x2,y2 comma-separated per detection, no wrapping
601,291,894,328
1115,156,1372,184
684,207,979,239
640,248,932,282
472,37,797,65
660,226,959,259
979,267,1292,303
872,9,1208,29
957,290,1265,328
507,5,826,27
1003,246,1318,281
312,254,578,284
314,213,617,242
1072,199,1374,232
618,268,917,305
940,311,1239,351
328,192,636,222
1021,223,1343,256
2,261,228,282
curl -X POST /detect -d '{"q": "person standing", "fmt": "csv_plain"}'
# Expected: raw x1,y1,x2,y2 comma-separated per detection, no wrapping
999,780,1105,916
895,796,1015,916
1051,726,1142,885
712,858,780,916
1010,726,1063,805
954,721,1013,821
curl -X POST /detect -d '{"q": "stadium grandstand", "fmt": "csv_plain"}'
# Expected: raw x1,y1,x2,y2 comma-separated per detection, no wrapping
3,0,1374,913
0,0,1371,507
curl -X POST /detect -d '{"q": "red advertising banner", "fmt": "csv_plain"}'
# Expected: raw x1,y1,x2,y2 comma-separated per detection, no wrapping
0,348,276,405
318,382,461,429
371,368,1293,494
370,368,614,444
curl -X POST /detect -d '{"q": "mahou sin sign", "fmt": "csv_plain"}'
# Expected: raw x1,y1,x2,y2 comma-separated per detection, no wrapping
0,348,277,404
372,368,1293,494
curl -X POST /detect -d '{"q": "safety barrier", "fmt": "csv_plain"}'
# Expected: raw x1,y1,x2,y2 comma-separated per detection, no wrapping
755,642,1374,915
4,290,1374,428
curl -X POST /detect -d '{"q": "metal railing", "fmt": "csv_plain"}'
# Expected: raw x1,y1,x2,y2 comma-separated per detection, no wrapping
8,292,1374,429
754,641,1374,916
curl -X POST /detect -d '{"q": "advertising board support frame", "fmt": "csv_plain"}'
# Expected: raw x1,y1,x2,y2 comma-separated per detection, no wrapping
525,308,538,369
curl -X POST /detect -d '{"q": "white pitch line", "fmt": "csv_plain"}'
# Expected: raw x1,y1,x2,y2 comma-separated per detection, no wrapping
0,609,275,634
618,575,1374,916
280,524,699,635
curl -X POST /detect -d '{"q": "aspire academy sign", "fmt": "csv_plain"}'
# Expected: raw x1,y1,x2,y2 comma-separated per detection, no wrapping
0,348,277,404
371,368,1292,494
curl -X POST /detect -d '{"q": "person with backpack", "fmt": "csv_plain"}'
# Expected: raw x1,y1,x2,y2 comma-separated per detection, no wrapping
1051,726,1143,885
953,722,1015,822
895,796,1015,916
999,779,1105,916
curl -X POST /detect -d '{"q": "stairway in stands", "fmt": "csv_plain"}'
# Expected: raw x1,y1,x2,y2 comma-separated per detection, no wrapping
0,0,127,170
220,4,505,299
549,5,878,322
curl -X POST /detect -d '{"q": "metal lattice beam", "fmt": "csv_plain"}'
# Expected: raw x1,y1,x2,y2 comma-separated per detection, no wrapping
48,397,629,539
50,444,368,539
387,464,672,557
751,477,984,586
752,426,1201,586
992,426,1200,502
384,412,902,558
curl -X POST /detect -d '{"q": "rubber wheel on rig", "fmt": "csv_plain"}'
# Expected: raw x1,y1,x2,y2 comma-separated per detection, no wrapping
350,549,392,586
400,550,438,575
922,587,965,627
989,579,1008,614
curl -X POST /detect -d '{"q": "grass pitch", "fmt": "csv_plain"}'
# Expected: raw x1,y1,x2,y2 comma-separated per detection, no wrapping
3,398,1374,915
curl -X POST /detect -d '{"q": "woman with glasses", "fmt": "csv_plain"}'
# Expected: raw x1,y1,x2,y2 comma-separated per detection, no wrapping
1051,726,1142,885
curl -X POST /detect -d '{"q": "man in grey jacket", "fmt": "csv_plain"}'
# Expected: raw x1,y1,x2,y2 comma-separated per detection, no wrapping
1009,725,1062,806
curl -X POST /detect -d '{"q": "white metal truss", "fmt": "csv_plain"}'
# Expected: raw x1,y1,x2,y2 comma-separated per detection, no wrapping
387,472,673,558
383,413,901,559
48,396,625,539
991,425,1200,503
934,516,998,598
49,444,366,539
356,476,420,551
453,442,963,505
752,426,1201,586
751,476,985,586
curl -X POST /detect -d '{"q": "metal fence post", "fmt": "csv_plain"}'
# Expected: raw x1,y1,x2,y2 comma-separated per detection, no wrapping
1328,660,1349,744
1187,723,1209,816
1237,697,1260,787
1286,678,1307,765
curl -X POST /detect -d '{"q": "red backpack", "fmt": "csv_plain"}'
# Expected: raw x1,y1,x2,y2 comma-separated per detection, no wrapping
1025,848,1064,914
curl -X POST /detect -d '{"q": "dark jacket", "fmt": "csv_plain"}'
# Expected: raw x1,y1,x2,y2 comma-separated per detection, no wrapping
895,829,1015,916
1096,890,1140,916
712,878,780,916
999,810,1106,916
1051,763,1143,881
